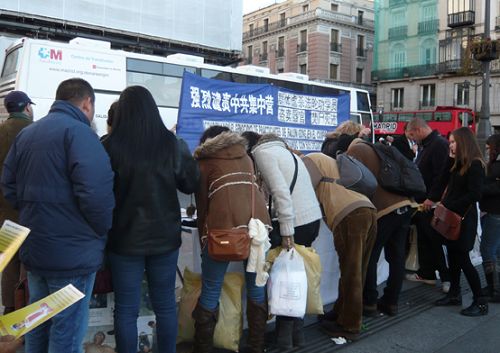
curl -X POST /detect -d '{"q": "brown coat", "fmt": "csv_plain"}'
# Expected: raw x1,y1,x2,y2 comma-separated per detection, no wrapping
194,132,270,239
303,153,375,230
347,139,417,218
0,115,32,223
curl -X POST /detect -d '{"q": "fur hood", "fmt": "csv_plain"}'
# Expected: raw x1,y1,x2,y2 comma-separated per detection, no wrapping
253,133,287,149
194,131,248,159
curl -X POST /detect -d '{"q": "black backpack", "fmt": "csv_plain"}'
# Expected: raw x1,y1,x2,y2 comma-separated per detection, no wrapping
321,153,378,198
363,142,426,197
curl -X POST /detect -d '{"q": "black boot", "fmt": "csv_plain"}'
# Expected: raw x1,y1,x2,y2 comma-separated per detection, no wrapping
460,298,488,317
275,316,293,350
435,294,462,306
292,318,305,347
246,300,268,353
192,302,219,353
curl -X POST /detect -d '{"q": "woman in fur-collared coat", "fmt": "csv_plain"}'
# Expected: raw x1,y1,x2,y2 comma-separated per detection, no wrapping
193,126,270,353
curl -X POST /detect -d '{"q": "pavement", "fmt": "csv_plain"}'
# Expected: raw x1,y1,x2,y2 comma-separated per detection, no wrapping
177,273,500,353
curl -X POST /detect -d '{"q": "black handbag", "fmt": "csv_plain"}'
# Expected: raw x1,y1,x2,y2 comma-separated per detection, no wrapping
269,152,298,248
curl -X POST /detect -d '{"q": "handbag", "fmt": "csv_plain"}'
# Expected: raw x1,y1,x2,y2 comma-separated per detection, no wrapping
269,152,299,248
205,172,255,261
431,203,463,240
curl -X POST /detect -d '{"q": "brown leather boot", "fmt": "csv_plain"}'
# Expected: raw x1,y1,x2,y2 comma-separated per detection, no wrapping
192,302,219,353
246,299,268,353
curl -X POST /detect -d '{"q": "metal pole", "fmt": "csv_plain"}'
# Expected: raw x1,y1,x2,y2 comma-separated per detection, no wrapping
474,79,478,113
478,0,493,154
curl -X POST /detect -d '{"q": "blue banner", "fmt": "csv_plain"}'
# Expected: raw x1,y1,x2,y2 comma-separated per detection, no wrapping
177,71,351,152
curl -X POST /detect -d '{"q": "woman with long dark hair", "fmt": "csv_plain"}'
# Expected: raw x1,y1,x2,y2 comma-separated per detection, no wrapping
103,86,199,353
480,134,500,302
435,127,487,316
193,126,271,353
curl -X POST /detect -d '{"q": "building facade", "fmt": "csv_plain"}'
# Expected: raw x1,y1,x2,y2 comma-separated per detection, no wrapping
372,0,500,129
242,0,375,91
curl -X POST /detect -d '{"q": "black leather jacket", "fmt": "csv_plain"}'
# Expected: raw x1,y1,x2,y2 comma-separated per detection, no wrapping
480,157,500,214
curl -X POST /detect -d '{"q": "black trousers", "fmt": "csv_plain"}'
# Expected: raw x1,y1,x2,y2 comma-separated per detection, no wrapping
270,219,321,248
413,211,450,281
364,208,412,306
446,242,482,299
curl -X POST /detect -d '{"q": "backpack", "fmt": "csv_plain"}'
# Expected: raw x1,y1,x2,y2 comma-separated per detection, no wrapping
321,153,378,197
364,142,426,197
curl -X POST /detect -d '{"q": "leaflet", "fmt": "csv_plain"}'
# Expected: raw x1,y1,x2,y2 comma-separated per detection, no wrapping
0,220,30,272
0,284,85,338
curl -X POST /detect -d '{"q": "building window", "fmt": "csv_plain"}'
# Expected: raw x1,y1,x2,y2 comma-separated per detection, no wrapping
263,18,269,32
392,88,404,109
331,29,340,52
280,12,286,26
300,63,307,74
455,83,470,106
249,23,254,35
331,3,339,11
278,36,285,57
303,4,309,12
330,64,338,80
298,29,308,52
278,68,284,73
392,43,407,68
447,0,475,14
421,84,436,108
261,41,268,61
247,45,253,63
357,35,365,57
358,10,364,25
356,68,363,83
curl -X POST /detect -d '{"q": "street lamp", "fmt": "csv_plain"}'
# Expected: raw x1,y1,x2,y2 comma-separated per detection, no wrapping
476,0,493,154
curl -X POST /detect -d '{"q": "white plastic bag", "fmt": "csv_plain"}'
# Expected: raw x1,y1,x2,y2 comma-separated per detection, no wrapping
267,248,308,318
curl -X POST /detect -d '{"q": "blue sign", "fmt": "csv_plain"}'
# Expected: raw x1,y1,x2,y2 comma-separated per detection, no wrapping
177,71,350,152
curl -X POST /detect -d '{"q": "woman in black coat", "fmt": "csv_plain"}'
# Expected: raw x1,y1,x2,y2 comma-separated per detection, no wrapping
479,134,500,301
435,127,487,316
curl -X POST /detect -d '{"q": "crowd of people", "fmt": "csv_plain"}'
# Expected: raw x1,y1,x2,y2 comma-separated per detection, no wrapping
0,78,499,353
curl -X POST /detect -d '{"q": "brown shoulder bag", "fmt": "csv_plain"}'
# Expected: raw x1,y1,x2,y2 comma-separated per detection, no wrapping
205,172,255,261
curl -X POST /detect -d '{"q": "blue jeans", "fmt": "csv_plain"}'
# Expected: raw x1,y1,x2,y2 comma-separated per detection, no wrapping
199,246,265,310
480,213,500,264
108,250,178,353
25,272,96,353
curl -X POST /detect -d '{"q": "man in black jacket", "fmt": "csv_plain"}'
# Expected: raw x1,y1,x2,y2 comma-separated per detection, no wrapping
391,123,416,161
406,118,450,292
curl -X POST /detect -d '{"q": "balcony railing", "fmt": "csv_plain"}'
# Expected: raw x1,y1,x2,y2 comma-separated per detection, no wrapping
330,42,342,52
448,11,475,28
260,53,268,62
371,64,438,81
418,19,439,34
297,42,308,53
277,48,285,58
357,48,367,57
243,9,374,41
388,25,408,40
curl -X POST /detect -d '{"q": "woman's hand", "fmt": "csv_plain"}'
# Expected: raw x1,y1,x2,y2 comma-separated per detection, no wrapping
0,336,23,353
281,235,295,251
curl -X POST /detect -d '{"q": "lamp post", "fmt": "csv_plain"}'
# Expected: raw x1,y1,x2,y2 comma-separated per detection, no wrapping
477,0,493,154
463,79,482,114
